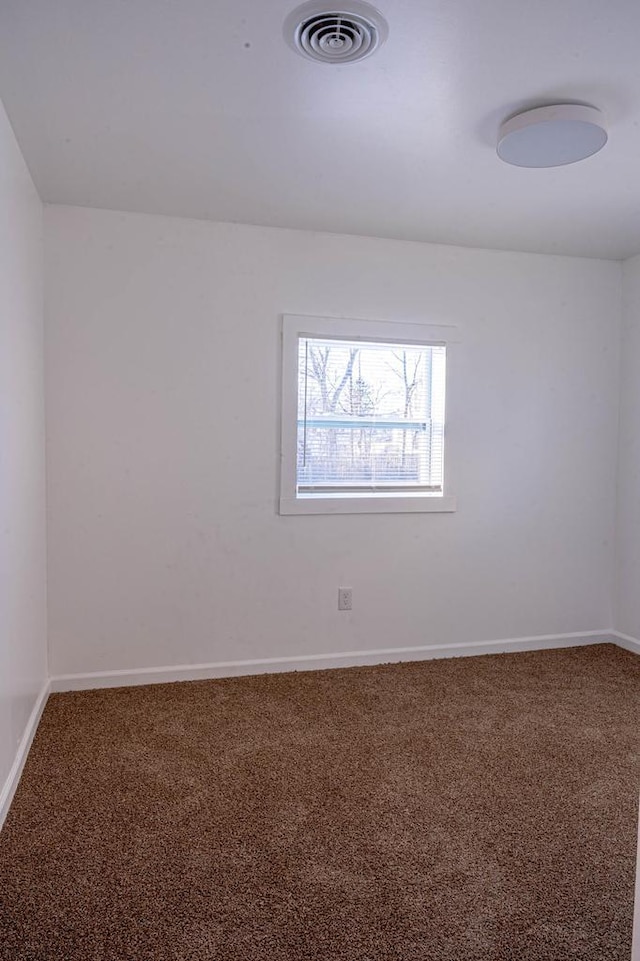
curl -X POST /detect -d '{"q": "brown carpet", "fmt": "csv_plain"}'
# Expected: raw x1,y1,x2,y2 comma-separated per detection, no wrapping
1,644,639,961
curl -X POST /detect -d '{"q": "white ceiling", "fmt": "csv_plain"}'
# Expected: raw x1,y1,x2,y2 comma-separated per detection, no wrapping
1,0,639,259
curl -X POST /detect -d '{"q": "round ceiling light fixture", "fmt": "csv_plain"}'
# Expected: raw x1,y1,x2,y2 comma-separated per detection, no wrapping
284,0,388,64
497,104,608,167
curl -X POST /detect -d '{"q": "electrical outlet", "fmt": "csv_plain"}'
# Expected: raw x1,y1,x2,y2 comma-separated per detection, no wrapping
338,588,353,611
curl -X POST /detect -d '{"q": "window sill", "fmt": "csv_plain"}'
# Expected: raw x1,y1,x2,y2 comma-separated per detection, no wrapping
279,494,457,515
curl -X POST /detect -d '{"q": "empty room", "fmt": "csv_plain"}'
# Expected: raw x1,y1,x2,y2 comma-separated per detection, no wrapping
1,1,639,959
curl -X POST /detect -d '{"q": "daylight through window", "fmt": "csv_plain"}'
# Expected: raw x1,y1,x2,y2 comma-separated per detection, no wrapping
296,336,446,497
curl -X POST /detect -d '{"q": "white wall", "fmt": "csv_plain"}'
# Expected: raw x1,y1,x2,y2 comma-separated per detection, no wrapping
44,206,621,676
618,258,640,961
616,254,640,641
0,99,47,792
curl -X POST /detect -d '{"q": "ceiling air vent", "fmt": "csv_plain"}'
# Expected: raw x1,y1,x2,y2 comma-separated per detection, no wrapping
284,0,388,64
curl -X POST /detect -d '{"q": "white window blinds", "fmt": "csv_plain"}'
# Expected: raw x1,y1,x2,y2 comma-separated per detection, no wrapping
296,336,446,496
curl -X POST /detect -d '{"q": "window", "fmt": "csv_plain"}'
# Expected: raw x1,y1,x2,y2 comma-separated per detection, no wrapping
280,315,457,514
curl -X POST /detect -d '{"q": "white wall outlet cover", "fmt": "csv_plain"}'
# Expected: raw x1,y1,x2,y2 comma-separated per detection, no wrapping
338,588,353,610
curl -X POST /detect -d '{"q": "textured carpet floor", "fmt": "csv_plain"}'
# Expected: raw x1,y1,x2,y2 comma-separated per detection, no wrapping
1,644,639,961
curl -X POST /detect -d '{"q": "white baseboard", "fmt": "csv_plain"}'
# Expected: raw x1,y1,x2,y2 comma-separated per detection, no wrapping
49,630,615,693
0,680,50,831
611,631,640,656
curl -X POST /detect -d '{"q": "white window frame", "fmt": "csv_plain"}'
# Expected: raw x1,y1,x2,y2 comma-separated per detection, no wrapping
279,314,458,515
